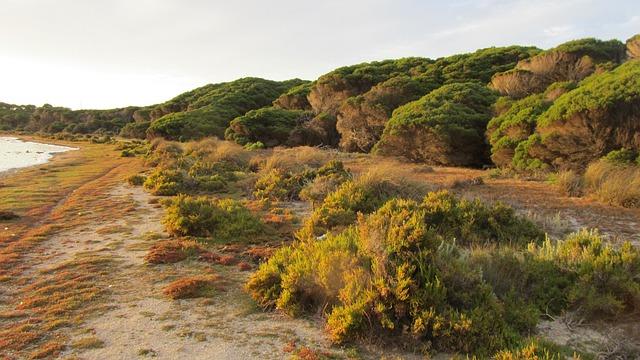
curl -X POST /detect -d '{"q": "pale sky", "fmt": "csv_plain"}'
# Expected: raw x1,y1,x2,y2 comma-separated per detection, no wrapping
0,0,638,109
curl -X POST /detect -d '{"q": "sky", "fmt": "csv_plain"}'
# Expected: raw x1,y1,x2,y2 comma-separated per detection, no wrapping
0,0,638,109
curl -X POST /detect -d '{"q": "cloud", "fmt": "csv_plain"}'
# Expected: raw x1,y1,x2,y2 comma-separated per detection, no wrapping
0,0,637,108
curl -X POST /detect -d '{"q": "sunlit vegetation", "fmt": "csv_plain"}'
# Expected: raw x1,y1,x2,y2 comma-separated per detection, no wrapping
146,78,307,140
247,187,638,354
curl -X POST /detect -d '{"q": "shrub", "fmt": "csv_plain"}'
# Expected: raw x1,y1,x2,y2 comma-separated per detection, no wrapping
143,169,188,196
163,275,221,299
162,195,263,242
529,229,640,318
603,148,638,165
295,172,428,240
247,192,545,354
374,82,497,166
253,160,349,203
184,138,250,171
493,339,579,360
225,107,313,147
583,160,640,207
146,77,307,140
127,174,146,186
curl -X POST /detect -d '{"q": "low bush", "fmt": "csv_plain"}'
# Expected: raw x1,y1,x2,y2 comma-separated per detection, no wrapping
247,192,546,354
127,174,146,186
528,229,640,319
603,148,638,165
162,195,263,242
493,339,581,360
295,172,428,240
163,275,221,299
143,168,188,196
253,160,350,203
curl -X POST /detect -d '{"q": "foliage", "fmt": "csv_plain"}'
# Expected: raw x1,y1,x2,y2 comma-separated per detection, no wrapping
549,38,626,61
247,191,545,354
537,60,640,127
147,77,306,140
253,160,350,203
374,82,497,165
225,107,313,147
0,102,142,135
512,135,549,171
529,229,640,318
162,195,263,241
143,168,188,196
603,148,638,165
295,171,429,239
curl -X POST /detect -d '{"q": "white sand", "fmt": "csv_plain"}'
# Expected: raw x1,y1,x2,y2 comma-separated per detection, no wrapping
0,136,78,172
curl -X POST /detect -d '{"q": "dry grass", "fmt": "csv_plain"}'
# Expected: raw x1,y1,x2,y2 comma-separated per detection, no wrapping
556,170,584,197
162,275,222,300
260,146,334,173
71,336,105,350
584,161,640,207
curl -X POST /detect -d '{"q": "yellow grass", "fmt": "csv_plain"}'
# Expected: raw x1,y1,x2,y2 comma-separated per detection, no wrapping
584,161,640,207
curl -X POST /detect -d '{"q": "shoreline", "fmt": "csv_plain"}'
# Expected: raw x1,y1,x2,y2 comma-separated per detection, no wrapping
0,135,80,179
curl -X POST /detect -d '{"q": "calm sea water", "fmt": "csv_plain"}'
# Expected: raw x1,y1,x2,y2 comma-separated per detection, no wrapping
0,137,78,173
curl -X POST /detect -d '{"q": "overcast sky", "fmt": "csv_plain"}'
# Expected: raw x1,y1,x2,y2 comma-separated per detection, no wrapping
0,0,638,109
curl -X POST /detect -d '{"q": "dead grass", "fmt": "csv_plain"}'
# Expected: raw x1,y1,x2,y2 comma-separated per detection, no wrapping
584,161,640,207
162,275,222,300
556,170,584,197
261,146,334,173
72,336,105,349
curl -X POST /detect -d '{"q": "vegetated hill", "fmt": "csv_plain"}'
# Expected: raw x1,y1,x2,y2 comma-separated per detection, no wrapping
146,77,309,140
1,77,308,140
2,34,639,171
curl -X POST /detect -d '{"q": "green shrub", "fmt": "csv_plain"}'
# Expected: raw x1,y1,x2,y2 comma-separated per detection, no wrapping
225,107,313,147
247,192,545,354
244,141,265,150
296,171,428,239
162,195,263,242
603,148,638,165
529,229,640,318
493,339,582,360
537,60,640,128
147,78,307,140
143,169,188,196
253,160,349,203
